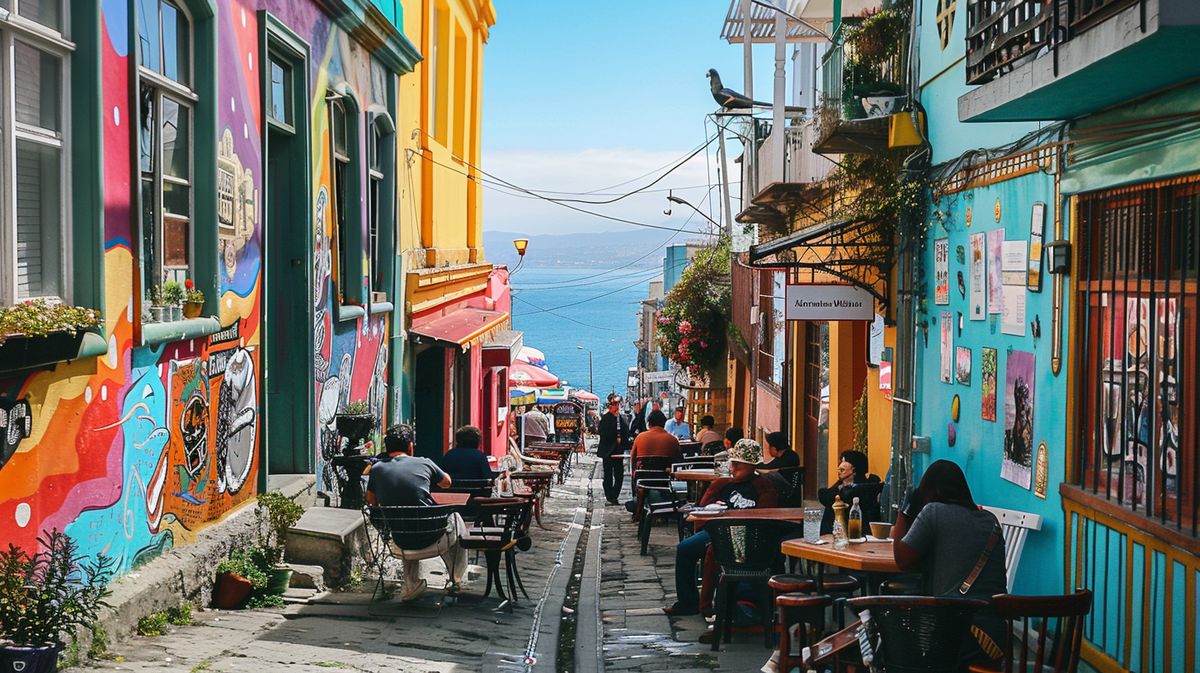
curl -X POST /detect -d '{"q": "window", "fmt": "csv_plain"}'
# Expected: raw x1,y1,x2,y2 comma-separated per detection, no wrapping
1073,177,1199,534
429,7,441,141
328,93,360,305
137,0,193,300
0,1,70,304
367,110,394,299
267,56,292,129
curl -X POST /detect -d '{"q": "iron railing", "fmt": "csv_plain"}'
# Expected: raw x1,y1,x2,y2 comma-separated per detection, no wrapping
966,0,1144,85
1072,176,1199,535
752,121,836,189
820,21,906,122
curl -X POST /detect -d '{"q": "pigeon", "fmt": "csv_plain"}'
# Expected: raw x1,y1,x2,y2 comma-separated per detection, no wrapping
708,69,804,112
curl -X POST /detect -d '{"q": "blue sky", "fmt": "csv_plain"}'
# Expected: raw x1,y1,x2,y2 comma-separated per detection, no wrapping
482,1,787,235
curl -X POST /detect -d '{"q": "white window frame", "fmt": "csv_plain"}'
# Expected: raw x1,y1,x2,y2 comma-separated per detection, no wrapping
137,0,196,300
0,0,73,306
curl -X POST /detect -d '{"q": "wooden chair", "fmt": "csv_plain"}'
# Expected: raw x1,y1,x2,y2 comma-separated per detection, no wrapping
981,505,1043,591
968,589,1093,673
776,592,830,673
844,596,990,673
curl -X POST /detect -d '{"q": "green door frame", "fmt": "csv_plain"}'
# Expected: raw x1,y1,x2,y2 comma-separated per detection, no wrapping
259,13,315,487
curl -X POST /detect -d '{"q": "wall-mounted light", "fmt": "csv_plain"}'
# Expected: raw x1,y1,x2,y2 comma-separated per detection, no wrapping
1046,240,1071,275
513,239,529,257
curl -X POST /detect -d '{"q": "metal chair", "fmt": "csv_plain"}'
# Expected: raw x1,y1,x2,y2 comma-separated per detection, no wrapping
362,504,458,607
459,498,531,611
971,589,1093,673
706,519,784,650
434,476,496,523
775,467,805,506
636,477,688,555
846,595,990,673
631,455,677,521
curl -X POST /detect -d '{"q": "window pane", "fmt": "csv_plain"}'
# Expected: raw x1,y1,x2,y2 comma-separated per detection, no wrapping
15,140,62,299
161,1,190,85
161,98,189,179
13,42,61,133
140,87,156,173
370,177,380,287
370,127,383,172
163,183,190,268
136,0,161,73
18,0,62,31
269,58,290,125
332,101,348,157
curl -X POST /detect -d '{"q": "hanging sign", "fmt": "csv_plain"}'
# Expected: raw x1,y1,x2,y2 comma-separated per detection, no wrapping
785,285,874,321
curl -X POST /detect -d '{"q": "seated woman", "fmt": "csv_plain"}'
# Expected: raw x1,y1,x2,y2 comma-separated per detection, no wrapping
816,449,883,534
663,440,779,620
892,459,1007,670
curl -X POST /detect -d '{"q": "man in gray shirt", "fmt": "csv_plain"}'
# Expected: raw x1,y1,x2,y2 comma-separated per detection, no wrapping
523,405,551,444
366,425,467,601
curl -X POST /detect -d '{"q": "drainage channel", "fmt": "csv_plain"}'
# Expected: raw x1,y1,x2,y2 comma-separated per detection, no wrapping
554,462,597,673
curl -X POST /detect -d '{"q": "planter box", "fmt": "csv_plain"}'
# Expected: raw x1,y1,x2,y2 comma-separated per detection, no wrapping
334,414,375,447
0,330,87,372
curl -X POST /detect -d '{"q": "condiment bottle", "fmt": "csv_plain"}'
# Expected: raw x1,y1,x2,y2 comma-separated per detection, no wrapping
832,496,849,549
848,497,863,540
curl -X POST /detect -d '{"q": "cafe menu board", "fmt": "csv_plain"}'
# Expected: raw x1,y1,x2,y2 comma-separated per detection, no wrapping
553,401,584,444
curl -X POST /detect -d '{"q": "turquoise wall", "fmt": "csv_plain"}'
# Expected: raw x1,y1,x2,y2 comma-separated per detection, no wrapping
911,172,1065,597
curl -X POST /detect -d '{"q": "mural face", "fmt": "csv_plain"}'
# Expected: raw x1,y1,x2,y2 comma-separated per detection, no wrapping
0,0,394,574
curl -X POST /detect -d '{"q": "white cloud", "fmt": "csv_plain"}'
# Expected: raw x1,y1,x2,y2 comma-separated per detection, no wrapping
481,147,732,236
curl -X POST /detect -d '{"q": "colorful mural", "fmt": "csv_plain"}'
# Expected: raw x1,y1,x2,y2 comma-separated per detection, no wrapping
0,0,406,575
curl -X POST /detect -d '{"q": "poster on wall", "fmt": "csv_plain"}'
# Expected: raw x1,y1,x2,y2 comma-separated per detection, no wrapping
940,311,953,384
1027,202,1045,292
969,233,986,320
1001,286,1026,336
987,230,1004,314
955,346,972,385
935,238,950,305
981,347,998,422
1001,350,1036,489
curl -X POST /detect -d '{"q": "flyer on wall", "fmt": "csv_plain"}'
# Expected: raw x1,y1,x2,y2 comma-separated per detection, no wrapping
935,238,950,305
987,229,1004,313
969,233,986,320
940,311,953,384
1001,350,1036,489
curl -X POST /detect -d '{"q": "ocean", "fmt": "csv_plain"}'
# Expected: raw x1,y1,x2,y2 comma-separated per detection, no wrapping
511,266,658,398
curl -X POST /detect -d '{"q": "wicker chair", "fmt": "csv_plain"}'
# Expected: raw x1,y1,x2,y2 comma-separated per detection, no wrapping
706,520,784,650
846,595,990,673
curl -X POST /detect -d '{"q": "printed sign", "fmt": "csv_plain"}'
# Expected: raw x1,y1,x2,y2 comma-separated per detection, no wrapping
552,401,584,445
934,238,950,305
785,285,874,321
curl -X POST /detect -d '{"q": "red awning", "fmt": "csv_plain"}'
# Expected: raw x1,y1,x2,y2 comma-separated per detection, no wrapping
570,390,599,402
410,308,509,346
510,361,560,388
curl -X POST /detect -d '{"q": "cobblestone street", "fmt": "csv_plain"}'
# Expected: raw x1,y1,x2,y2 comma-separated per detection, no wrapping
64,451,773,672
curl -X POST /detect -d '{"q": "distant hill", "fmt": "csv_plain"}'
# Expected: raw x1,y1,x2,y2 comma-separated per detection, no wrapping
483,229,706,268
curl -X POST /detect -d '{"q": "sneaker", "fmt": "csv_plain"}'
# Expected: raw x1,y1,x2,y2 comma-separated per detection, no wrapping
760,651,780,673
662,602,700,616
400,578,428,602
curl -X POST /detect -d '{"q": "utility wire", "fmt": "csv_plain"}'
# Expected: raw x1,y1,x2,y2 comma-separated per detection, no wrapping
511,294,623,332
514,257,692,315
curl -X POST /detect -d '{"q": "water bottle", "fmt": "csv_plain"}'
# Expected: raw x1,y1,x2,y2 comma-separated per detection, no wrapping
832,496,849,549
849,497,863,541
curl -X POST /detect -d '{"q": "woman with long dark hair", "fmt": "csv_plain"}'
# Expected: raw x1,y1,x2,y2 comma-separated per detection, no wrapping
892,459,1006,669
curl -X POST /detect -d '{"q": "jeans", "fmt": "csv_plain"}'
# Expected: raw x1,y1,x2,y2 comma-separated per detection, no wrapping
602,456,624,503
674,529,711,609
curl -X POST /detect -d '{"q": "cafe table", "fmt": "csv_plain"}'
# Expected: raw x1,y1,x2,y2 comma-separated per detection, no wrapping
431,492,471,508
781,535,901,595
685,507,806,524
510,470,554,528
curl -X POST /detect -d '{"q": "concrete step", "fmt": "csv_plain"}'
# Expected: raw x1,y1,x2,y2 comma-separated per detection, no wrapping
283,563,326,591
285,506,366,589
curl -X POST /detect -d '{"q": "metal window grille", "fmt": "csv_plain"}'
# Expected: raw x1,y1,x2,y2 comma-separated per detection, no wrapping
1073,176,1200,535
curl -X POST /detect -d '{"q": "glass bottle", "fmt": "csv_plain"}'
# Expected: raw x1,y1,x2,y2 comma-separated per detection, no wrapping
832,496,849,549
848,497,863,541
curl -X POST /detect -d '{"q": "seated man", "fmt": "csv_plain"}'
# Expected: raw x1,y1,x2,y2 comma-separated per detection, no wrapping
664,406,692,441
757,431,800,471
436,425,495,485
366,424,467,601
816,449,883,534
664,440,779,619
629,409,684,467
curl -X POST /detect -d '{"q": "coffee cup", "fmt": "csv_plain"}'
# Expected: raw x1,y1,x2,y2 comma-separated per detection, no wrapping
869,522,893,540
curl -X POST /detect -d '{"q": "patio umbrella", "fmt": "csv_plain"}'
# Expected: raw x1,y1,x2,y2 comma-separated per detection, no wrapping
569,389,599,402
515,346,548,369
510,361,560,388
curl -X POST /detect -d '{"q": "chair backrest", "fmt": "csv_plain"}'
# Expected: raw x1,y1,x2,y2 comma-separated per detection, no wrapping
705,520,783,571
436,477,495,498
678,441,702,456
981,505,1043,591
776,467,804,506
847,596,989,673
366,505,455,550
990,590,1093,673
699,440,725,456
634,455,677,473
471,498,532,543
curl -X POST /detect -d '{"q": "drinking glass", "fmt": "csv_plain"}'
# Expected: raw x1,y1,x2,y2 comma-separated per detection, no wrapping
803,507,822,543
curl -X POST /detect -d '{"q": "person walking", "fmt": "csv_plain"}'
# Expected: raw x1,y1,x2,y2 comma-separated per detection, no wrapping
597,396,633,505
629,399,648,437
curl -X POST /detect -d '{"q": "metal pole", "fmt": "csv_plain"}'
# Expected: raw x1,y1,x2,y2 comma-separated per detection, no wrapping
716,127,735,238
589,351,594,393
741,0,754,101
771,3,786,183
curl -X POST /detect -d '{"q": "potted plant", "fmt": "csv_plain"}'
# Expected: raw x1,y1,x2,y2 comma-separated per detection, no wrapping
335,400,375,451
0,529,115,673
254,492,305,595
182,280,205,319
212,548,267,609
160,280,185,322
0,300,101,370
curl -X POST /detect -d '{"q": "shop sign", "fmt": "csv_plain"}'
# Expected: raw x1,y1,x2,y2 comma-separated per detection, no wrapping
785,285,874,321
643,370,673,383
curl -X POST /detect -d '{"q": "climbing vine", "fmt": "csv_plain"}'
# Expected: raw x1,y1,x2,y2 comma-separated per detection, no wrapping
656,238,732,380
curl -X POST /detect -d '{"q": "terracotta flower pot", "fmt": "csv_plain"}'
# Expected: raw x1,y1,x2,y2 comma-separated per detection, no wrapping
212,571,254,609
0,643,61,673
183,301,204,319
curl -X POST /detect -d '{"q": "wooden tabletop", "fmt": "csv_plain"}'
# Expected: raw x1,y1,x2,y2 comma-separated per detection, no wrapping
674,469,719,482
431,492,471,507
510,470,555,479
781,535,901,574
686,507,806,523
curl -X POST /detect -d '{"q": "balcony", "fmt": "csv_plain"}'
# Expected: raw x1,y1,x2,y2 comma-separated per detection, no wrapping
959,0,1200,122
812,12,908,155
737,119,838,231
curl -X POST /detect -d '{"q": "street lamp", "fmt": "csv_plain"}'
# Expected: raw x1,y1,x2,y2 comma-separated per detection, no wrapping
667,193,725,236
511,238,530,275
576,345,594,393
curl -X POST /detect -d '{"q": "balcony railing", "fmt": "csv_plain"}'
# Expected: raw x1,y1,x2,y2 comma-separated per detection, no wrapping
966,0,1143,85
754,121,836,190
